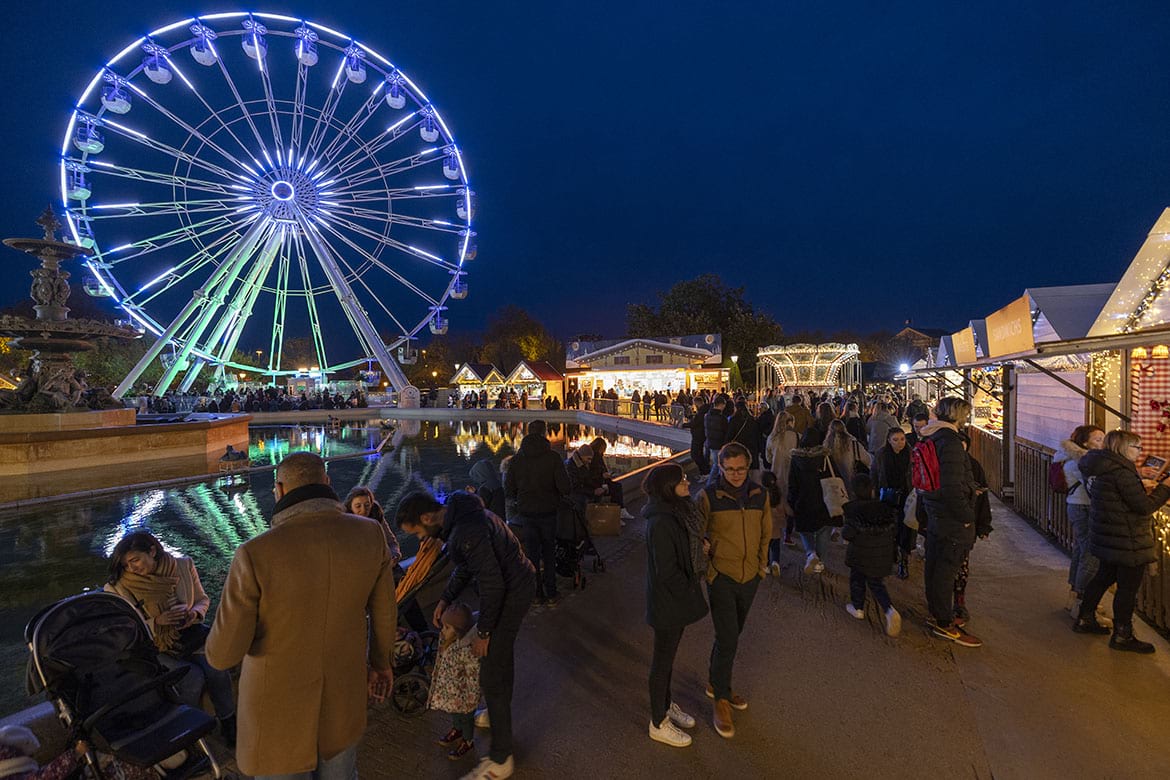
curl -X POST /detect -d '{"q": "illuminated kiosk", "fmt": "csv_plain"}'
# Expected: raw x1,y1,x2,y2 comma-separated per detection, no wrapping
451,362,505,398
755,343,862,390
565,334,727,397
505,360,564,405
59,12,480,409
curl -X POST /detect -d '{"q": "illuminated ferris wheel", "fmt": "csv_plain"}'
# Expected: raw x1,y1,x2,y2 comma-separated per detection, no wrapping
59,11,477,401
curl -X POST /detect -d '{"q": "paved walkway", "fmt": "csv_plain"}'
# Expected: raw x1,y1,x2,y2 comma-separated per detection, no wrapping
356,493,1170,779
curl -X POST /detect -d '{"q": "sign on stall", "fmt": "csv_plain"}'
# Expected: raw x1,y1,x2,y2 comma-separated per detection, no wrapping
986,295,1035,358
952,327,978,365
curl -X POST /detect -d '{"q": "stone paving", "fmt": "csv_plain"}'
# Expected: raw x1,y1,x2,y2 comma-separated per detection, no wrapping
352,489,1170,779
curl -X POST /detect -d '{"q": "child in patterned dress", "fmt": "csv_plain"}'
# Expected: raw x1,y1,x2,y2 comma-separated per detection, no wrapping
429,603,483,761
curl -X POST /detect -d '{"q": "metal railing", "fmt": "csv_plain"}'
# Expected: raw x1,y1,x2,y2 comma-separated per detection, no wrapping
1013,439,1072,551
967,426,1004,497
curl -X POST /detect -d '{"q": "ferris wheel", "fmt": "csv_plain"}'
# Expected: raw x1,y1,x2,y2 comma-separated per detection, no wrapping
59,12,477,401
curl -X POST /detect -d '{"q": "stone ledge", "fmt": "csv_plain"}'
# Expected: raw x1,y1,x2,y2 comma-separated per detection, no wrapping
0,408,136,434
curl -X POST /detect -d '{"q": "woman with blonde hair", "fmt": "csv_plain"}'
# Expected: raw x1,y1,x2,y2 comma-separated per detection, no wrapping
825,419,871,500
766,412,799,566
1074,429,1170,653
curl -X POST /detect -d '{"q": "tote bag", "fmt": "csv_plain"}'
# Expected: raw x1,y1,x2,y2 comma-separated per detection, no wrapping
820,457,848,519
902,489,919,530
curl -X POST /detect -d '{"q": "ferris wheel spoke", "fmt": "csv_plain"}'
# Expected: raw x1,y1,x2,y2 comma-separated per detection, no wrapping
313,216,441,305
319,86,391,164
127,232,240,306
323,203,464,234
257,59,286,155
304,61,351,158
214,55,274,164
327,112,418,177
308,222,410,335
79,198,240,220
82,158,237,196
210,226,285,364
290,61,309,154
332,149,443,191
319,211,457,272
331,185,456,204
267,237,293,373
84,113,248,184
120,80,262,174
102,211,255,266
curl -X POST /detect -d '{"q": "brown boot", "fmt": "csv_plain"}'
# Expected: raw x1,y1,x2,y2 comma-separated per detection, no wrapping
713,699,735,739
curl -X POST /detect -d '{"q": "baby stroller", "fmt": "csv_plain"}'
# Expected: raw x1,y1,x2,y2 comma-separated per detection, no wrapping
389,543,449,718
555,502,605,591
25,591,225,779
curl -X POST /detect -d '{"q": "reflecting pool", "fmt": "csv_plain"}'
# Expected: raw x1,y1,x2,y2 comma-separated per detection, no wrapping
0,419,675,714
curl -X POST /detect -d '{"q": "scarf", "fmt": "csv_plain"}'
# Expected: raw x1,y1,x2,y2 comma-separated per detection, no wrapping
119,553,181,653
678,500,708,578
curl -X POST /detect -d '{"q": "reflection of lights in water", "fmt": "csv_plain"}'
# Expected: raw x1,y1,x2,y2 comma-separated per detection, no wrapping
103,490,176,557
568,437,674,459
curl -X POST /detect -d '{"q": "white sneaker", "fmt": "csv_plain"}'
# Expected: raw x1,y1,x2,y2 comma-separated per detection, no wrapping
621,508,635,520
1069,598,1082,621
803,553,819,574
666,701,696,729
846,603,865,620
769,561,781,577
884,606,902,637
461,755,514,780
649,717,692,747
474,707,490,728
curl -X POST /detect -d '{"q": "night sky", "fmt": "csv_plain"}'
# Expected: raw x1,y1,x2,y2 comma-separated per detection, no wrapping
3,2,1170,343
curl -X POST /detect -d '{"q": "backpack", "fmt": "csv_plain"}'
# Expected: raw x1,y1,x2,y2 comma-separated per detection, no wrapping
910,439,940,491
1048,461,1070,493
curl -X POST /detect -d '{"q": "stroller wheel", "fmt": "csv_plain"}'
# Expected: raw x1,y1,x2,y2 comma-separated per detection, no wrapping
391,671,431,717
417,630,441,674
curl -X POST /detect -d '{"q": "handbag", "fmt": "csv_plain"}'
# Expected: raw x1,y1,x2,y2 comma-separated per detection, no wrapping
175,622,211,658
902,489,919,530
852,441,870,476
820,457,848,519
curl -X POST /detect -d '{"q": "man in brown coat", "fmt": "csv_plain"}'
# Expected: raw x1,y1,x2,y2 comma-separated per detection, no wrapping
207,452,397,779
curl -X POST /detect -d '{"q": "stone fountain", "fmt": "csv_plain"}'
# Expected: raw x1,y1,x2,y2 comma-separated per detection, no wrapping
0,208,139,413
0,209,250,504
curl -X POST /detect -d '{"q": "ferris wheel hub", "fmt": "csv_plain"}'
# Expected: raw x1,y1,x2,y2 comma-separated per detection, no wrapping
270,180,295,201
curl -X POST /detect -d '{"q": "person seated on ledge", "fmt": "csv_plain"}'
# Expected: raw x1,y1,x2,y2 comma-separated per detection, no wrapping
104,531,237,747
220,444,248,462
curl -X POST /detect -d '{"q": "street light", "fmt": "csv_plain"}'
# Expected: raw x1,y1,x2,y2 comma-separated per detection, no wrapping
899,362,910,374
730,355,739,364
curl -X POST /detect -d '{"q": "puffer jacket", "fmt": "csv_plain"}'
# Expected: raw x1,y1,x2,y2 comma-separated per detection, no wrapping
1058,439,1090,506
1079,448,1170,567
644,497,709,629
787,445,832,533
697,478,771,584
919,421,977,545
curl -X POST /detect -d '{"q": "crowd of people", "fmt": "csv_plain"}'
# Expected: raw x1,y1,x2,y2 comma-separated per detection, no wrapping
46,384,1170,778
135,386,368,414
453,387,561,410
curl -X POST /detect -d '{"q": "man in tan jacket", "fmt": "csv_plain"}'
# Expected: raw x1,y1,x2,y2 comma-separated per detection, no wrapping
207,452,397,779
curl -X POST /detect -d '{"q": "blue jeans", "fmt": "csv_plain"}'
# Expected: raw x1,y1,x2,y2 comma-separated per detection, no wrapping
254,744,358,780
158,652,235,719
800,526,831,561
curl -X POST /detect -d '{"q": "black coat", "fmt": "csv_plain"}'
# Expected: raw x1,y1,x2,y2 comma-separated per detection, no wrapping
800,421,829,448
842,499,898,578
845,416,868,449
505,432,570,517
644,497,709,629
728,412,760,468
873,444,911,497
787,446,832,533
920,424,977,545
1079,448,1170,567
704,408,729,450
439,492,536,633
690,402,711,447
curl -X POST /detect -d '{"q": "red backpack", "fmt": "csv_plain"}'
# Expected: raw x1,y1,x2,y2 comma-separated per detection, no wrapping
911,439,941,491
1048,461,1070,493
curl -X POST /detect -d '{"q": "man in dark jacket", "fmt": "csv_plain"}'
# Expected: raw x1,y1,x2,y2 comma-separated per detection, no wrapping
727,400,761,470
704,395,730,469
505,419,570,603
919,398,982,648
691,400,712,475
397,490,536,779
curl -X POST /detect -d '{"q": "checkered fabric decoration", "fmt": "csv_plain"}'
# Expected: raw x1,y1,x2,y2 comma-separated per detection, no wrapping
1131,357,1170,458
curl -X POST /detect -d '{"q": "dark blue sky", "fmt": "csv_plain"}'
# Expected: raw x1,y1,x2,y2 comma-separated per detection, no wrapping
4,2,1170,342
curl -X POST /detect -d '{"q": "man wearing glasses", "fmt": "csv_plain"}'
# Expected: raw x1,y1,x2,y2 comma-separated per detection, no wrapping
696,442,771,739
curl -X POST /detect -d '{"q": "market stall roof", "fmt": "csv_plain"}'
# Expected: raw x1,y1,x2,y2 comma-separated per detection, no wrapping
506,360,563,384
450,362,505,385
1089,207,1170,337
1027,284,1115,343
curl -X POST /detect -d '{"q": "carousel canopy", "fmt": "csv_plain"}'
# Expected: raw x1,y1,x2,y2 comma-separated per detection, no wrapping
756,343,861,387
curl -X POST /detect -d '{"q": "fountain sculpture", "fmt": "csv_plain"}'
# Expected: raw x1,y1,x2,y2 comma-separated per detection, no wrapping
0,208,139,412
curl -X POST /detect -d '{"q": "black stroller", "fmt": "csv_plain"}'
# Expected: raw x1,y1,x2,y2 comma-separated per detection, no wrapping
555,501,605,591
388,548,449,718
25,591,226,779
